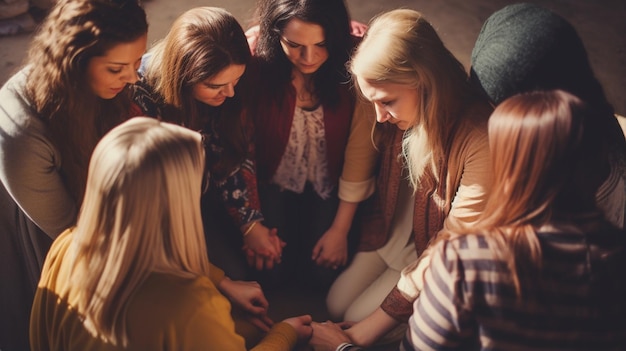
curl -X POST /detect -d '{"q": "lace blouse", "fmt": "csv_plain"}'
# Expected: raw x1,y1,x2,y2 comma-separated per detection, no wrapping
272,105,334,199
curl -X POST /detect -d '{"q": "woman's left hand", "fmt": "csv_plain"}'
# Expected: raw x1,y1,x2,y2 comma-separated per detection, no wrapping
312,227,348,269
218,277,274,331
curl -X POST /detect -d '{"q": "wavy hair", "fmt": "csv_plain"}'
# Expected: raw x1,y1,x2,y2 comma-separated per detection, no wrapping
69,117,208,346
253,0,353,107
143,7,251,180
25,0,148,204
350,9,482,189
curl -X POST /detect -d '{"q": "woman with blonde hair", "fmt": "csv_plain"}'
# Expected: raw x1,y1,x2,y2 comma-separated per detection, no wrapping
401,90,626,350
0,0,147,348
322,9,493,345
134,9,310,343
30,117,313,351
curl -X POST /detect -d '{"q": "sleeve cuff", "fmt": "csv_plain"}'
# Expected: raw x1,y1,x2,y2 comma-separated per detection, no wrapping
380,286,414,322
257,322,298,350
338,177,375,202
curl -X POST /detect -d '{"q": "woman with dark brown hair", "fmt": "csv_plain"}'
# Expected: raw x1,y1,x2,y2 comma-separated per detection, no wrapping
244,0,376,291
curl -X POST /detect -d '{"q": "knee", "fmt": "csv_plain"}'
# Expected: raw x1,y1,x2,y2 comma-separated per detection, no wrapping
325,280,350,320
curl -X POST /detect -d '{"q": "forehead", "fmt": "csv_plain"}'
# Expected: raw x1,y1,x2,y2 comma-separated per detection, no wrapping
281,18,325,44
97,34,147,63
205,64,246,85
356,76,408,102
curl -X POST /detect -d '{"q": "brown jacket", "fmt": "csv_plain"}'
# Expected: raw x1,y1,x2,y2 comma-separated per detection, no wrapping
358,101,493,320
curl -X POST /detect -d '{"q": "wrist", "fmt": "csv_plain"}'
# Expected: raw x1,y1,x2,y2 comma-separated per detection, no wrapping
217,276,233,295
242,221,258,237
336,342,362,351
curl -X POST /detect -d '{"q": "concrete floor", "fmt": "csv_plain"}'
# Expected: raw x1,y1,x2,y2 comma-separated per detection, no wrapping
1,0,625,113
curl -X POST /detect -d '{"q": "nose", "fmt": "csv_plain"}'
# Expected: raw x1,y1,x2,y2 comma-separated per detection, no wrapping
222,83,235,97
122,66,139,84
374,103,391,123
301,46,314,63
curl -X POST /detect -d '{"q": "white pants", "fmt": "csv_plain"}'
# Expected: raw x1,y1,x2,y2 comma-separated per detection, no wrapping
326,250,402,321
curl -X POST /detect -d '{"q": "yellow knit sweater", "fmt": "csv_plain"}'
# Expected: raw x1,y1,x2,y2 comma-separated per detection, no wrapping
30,229,297,351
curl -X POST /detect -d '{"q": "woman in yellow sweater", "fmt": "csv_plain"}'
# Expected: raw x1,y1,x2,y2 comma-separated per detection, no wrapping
29,117,312,351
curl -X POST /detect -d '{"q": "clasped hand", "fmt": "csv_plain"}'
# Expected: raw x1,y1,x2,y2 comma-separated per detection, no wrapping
242,222,285,270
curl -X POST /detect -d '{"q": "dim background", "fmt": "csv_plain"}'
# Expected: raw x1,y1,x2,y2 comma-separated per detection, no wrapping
1,0,625,114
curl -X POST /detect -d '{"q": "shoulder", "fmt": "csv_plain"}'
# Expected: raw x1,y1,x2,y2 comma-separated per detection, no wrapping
132,274,227,314
37,229,75,296
40,229,74,274
130,77,163,118
127,273,245,349
450,107,491,167
0,67,42,136
431,234,502,272
0,69,57,178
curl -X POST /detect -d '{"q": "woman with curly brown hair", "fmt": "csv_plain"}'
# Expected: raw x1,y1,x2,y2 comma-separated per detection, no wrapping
0,0,147,349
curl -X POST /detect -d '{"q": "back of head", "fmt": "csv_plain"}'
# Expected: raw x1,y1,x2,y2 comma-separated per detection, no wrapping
486,90,588,226
471,3,625,207
145,7,250,111
71,117,208,346
470,3,609,114
477,90,619,302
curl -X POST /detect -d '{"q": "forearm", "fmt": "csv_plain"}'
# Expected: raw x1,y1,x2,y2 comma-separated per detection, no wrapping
345,307,399,347
330,200,358,235
214,158,264,230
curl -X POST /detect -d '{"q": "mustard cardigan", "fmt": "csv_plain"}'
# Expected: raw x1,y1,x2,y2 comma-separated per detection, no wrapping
30,229,298,351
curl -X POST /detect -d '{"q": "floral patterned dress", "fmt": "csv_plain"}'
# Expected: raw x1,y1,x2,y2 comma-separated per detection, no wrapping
131,78,263,228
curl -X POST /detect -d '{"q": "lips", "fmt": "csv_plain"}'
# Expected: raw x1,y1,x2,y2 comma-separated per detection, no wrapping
212,98,227,106
111,86,125,94
299,63,319,71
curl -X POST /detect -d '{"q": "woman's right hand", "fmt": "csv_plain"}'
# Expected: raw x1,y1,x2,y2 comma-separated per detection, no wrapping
309,320,352,351
242,222,285,270
283,315,313,344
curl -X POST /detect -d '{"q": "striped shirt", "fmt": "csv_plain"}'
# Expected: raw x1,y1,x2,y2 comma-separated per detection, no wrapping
401,222,626,351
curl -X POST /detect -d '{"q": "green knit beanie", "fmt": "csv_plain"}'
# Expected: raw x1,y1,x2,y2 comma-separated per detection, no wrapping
469,3,601,106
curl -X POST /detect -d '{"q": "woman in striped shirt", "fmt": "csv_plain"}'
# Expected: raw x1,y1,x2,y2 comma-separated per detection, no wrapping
401,90,626,350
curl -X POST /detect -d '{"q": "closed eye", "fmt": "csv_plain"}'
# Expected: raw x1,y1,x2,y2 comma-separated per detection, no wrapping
281,37,302,49
204,83,223,89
